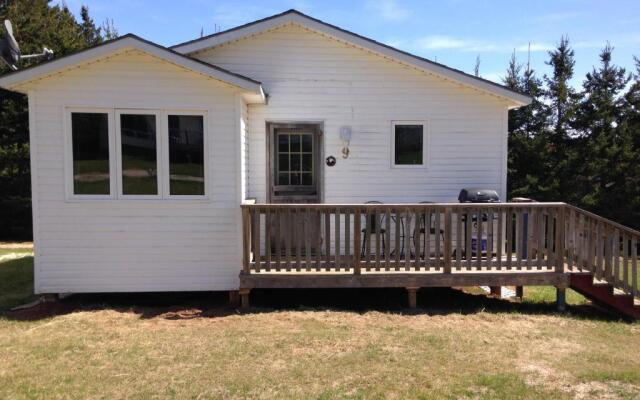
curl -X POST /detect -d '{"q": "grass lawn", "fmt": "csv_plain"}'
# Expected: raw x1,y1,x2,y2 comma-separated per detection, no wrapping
1,244,639,399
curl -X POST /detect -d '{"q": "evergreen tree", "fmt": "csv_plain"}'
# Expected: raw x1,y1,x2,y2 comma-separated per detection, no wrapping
620,57,640,228
0,0,116,239
576,45,633,224
503,51,549,200
80,5,102,46
537,36,581,201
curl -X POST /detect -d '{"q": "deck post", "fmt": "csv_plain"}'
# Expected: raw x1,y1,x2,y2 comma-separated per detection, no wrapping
239,288,251,309
443,207,452,273
555,286,566,312
406,287,419,309
555,205,566,273
242,207,251,274
228,290,240,306
515,286,524,301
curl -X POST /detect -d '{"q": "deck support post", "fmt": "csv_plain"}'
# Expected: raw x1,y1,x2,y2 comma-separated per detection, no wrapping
239,288,251,309
555,286,566,312
489,286,501,297
406,287,419,309
515,286,524,301
228,290,240,306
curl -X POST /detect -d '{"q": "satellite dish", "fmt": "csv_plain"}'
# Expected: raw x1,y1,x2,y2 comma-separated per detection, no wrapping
1,20,20,70
1,19,54,71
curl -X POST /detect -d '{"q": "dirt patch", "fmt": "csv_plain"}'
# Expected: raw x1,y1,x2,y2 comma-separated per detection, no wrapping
519,363,640,399
5,299,76,321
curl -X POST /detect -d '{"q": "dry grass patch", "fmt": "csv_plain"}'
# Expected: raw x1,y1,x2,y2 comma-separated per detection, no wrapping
1,248,639,399
1,306,639,399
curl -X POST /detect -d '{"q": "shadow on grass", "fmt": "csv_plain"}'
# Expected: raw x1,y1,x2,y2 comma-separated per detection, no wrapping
3,287,625,323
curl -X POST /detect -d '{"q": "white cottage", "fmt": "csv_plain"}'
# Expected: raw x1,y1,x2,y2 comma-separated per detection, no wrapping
5,9,587,304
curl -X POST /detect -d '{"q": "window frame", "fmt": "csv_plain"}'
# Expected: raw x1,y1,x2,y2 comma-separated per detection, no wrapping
115,109,163,199
64,107,117,200
64,107,209,201
163,110,209,200
390,120,430,169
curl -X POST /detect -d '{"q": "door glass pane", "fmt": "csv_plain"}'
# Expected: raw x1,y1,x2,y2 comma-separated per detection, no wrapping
302,154,313,172
278,154,289,171
301,173,312,185
290,134,301,152
302,134,313,152
168,115,204,195
291,172,301,185
278,173,289,185
120,114,157,195
71,112,110,195
394,125,423,165
290,154,301,171
278,134,289,152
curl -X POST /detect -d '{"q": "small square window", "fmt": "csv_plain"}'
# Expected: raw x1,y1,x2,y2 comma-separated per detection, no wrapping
392,122,426,167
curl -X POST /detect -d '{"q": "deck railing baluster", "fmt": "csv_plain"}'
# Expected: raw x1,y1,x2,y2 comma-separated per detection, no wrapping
404,207,412,271
353,208,361,274
476,208,483,269
385,208,391,270
496,209,503,269
375,208,381,271
335,208,341,270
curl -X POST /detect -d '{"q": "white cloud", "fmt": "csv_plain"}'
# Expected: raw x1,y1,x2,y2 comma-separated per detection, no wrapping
412,35,557,54
367,0,410,21
416,35,499,52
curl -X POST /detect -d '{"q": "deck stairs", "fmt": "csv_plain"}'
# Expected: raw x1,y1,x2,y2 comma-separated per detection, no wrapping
569,273,640,319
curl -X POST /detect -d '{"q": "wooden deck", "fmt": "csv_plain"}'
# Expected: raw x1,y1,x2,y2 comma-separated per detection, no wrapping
240,202,640,310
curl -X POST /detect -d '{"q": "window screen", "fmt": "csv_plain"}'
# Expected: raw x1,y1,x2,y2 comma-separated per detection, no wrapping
71,112,110,195
394,124,423,165
120,114,158,195
168,115,205,195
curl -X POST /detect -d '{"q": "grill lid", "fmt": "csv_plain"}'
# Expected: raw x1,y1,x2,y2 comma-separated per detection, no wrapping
458,188,500,203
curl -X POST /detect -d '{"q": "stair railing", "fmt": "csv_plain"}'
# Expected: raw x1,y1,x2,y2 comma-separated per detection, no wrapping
564,204,639,298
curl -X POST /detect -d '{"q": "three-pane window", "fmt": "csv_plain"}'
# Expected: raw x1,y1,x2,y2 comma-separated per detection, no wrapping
68,109,206,198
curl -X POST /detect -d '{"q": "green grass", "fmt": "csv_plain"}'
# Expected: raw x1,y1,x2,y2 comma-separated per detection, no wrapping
1,245,639,399
523,286,588,305
0,247,35,311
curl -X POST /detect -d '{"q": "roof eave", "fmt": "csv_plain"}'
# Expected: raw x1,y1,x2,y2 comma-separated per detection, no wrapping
171,10,532,107
0,34,264,97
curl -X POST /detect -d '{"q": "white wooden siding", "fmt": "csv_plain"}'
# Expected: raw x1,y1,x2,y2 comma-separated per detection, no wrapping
193,24,510,204
29,50,244,293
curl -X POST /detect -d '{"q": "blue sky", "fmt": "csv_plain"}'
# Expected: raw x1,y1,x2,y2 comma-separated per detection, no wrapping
60,0,640,86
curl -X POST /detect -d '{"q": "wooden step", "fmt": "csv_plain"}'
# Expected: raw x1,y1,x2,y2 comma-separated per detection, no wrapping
569,273,640,319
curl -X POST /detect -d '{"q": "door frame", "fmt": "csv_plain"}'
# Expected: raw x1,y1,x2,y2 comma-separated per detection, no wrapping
266,121,324,203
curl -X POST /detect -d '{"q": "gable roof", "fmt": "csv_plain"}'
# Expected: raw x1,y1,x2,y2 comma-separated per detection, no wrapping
171,9,531,107
0,34,266,102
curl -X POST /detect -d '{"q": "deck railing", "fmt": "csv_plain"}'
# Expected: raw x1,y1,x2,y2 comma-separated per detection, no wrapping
241,202,639,298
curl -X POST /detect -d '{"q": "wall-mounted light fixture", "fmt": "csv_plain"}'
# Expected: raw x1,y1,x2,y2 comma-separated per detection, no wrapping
340,126,352,159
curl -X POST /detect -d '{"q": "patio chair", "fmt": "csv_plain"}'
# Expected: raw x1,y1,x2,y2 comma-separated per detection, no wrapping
360,201,388,257
413,201,445,258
